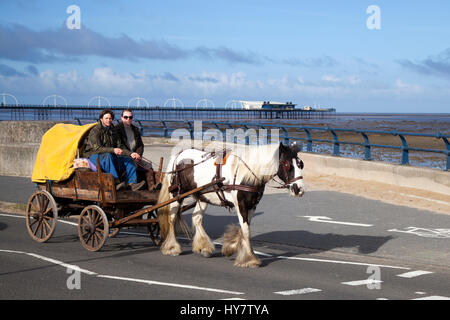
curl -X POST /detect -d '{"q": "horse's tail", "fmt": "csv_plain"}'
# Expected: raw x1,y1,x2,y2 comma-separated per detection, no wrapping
156,172,171,239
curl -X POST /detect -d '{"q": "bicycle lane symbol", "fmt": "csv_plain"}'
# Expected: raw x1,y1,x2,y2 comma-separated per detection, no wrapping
388,227,450,239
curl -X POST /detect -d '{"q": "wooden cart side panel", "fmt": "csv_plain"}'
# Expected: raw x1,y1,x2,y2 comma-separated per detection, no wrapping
39,171,116,202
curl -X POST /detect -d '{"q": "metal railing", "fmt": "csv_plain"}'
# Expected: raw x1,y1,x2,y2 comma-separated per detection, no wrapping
74,118,450,171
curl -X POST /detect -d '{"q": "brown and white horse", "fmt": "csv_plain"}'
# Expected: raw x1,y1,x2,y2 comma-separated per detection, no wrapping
156,142,305,267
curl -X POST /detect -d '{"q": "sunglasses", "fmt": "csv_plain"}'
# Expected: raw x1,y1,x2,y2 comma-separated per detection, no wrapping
123,116,133,120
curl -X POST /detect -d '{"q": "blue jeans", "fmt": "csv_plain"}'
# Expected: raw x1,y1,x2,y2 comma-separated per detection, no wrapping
89,153,138,184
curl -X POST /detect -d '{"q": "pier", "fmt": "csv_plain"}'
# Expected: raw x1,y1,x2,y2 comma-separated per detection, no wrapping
0,105,336,121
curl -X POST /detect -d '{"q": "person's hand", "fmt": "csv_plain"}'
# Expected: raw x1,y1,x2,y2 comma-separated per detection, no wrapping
131,152,141,161
114,148,123,155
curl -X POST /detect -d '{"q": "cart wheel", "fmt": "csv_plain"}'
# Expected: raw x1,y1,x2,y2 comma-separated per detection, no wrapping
78,205,109,252
26,190,58,243
147,211,162,246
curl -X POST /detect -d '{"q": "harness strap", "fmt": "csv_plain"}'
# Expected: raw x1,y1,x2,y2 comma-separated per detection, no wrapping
222,184,264,193
168,149,269,209
213,150,234,208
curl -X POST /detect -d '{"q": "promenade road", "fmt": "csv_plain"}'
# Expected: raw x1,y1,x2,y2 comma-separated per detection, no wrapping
1,144,449,300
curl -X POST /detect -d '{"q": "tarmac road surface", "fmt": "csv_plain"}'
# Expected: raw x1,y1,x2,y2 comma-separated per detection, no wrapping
1,175,450,302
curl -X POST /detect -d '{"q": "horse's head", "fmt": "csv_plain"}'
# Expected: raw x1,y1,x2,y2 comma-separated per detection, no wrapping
278,142,305,197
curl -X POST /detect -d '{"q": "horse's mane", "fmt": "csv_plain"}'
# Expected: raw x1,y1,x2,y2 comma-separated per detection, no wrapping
229,143,279,185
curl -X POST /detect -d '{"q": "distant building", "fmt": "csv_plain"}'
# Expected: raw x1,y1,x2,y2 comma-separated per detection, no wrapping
240,101,296,110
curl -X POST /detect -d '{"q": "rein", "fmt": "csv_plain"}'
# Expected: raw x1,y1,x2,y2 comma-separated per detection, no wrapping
269,156,304,189
270,175,304,189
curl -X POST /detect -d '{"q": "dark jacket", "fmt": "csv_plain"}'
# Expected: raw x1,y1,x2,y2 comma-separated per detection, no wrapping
114,122,144,156
82,121,131,158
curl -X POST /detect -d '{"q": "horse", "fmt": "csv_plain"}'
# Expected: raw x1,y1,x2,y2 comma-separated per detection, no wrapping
156,142,305,267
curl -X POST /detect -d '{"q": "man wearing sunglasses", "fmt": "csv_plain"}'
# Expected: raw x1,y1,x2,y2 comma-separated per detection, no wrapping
115,109,143,162
115,108,160,191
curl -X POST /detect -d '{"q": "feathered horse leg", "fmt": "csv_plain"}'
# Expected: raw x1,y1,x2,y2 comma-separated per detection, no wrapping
223,208,260,268
157,173,182,256
160,202,182,256
192,200,215,257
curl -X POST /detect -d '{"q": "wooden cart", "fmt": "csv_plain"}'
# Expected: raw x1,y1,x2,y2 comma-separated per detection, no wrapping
25,158,224,252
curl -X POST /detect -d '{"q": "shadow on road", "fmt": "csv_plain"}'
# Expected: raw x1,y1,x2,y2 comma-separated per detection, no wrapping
253,230,394,255
184,212,395,267
252,231,395,267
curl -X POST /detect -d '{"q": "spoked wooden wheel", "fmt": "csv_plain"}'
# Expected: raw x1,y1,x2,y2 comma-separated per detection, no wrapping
78,205,109,252
26,190,58,243
146,211,162,246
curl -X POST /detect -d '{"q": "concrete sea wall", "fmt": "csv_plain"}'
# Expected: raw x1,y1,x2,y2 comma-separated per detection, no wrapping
1,121,448,196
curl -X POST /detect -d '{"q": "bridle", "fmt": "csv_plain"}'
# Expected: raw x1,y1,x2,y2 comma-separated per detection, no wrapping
273,156,304,189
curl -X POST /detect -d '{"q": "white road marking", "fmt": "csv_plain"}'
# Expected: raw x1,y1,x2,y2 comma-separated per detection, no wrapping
277,255,410,270
1,213,414,271
274,288,322,296
0,249,244,296
299,216,373,227
59,220,78,226
342,279,383,286
0,213,25,218
0,249,97,275
396,193,450,206
397,270,433,278
388,227,450,239
0,213,78,226
412,296,450,300
97,274,244,295
254,250,273,257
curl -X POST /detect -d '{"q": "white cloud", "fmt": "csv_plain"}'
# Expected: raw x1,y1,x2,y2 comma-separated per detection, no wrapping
395,79,423,93
321,74,343,83
0,66,446,112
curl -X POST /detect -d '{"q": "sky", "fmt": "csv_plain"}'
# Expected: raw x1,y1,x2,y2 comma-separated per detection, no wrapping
1,0,450,113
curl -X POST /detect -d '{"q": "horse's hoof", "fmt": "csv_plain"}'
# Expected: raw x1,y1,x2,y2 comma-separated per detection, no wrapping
193,247,213,258
201,250,213,258
161,246,182,256
234,257,261,268
235,262,261,268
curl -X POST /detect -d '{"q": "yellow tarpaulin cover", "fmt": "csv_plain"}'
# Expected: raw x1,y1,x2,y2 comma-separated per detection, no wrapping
31,122,97,183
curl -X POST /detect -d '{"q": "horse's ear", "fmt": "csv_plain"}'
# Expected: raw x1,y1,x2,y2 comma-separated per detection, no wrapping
290,142,302,153
279,141,287,150
279,142,287,155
